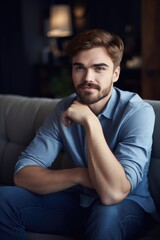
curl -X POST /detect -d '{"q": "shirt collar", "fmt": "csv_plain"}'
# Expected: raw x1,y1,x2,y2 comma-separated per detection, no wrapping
73,88,118,120
100,88,119,119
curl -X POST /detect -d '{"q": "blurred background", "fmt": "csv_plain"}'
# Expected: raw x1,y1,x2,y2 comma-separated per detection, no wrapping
0,0,159,99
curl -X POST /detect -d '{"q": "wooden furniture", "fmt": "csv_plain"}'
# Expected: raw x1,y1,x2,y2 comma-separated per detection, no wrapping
141,0,160,100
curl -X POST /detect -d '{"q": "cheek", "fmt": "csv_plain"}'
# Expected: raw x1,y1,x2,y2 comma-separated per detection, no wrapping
72,75,80,89
99,74,112,86
72,72,83,85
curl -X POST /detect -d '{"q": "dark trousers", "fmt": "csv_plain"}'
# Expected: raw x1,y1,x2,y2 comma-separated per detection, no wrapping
0,186,154,240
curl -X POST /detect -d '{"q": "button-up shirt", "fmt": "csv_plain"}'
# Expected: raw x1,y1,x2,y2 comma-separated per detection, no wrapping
15,87,156,215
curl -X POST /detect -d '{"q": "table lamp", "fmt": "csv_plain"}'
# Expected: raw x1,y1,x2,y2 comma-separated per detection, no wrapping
46,4,73,62
47,4,72,38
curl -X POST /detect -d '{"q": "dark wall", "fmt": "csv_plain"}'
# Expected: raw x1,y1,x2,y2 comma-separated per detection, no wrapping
0,0,141,97
0,0,36,96
86,0,140,34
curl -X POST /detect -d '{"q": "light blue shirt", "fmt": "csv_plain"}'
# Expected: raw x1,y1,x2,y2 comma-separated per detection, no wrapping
15,87,156,215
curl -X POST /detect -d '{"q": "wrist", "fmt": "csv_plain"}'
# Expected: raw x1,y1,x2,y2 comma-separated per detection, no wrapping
72,168,85,185
84,115,101,132
73,168,90,186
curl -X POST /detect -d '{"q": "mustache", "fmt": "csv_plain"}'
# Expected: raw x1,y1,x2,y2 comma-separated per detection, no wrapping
77,82,101,90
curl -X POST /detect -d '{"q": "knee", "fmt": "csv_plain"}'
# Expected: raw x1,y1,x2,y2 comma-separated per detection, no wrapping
0,186,23,200
0,186,17,220
85,203,122,240
0,186,18,207
0,186,29,212
87,200,124,234
0,186,15,202
92,202,121,223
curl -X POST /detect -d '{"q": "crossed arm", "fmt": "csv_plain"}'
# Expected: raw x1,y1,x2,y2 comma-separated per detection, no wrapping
14,100,131,205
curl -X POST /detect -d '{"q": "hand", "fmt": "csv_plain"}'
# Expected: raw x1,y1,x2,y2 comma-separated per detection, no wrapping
61,100,95,128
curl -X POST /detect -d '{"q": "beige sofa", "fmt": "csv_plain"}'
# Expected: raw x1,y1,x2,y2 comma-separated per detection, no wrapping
0,94,160,240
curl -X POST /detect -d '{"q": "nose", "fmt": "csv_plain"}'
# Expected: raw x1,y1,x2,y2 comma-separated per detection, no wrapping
85,69,94,82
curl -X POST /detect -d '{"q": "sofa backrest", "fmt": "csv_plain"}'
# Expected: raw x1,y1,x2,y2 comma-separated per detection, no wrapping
146,100,160,213
0,95,61,185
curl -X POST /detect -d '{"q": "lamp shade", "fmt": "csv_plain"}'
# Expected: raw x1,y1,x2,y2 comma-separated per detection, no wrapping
47,4,72,37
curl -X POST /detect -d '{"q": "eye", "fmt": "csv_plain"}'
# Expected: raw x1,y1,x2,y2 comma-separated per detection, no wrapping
95,66,106,72
74,65,85,71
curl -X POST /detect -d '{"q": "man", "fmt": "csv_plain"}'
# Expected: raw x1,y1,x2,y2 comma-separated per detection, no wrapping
0,29,156,239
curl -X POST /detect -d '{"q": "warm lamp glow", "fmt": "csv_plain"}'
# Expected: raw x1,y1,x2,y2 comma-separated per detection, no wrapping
47,5,72,37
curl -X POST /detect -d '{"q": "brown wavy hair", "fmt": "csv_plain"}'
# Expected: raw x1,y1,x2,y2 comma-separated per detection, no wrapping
66,29,124,69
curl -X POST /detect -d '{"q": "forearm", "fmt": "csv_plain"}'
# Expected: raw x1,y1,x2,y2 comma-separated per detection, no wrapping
14,166,93,195
85,117,131,204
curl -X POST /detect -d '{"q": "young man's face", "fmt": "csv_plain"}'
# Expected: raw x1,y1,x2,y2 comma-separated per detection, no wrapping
72,47,120,105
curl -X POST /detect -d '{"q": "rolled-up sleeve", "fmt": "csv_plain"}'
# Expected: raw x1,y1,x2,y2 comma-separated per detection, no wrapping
115,103,155,191
15,106,63,174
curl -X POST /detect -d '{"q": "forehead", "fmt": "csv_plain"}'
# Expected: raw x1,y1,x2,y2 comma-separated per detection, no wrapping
72,47,113,66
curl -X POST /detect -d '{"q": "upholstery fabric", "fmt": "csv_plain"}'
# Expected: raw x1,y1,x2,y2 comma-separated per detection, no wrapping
0,95,61,185
146,100,160,213
26,232,74,240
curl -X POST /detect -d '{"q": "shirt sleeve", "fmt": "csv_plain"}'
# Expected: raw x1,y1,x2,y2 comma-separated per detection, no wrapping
14,105,63,174
115,102,155,191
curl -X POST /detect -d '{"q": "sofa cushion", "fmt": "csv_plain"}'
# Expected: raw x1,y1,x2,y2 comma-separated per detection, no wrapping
0,95,61,185
148,157,160,213
146,100,160,213
26,232,75,240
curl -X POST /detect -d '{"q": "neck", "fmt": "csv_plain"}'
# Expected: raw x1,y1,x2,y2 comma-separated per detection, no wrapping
89,92,112,115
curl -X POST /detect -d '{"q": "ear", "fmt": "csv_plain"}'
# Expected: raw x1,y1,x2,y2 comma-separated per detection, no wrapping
113,66,120,83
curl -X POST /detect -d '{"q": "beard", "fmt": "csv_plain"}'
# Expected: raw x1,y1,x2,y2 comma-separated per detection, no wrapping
75,81,112,105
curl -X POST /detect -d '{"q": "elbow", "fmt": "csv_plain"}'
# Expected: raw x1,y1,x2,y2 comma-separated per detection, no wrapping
14,173,26,191
99,195,122,206
14,173,21,187
14,172,26,189
99,189,129,206
14,171,46,195
99,180,131,205
14,167,27,187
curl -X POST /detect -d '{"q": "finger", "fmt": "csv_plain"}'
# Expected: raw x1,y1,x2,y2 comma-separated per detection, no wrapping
61,112,72,128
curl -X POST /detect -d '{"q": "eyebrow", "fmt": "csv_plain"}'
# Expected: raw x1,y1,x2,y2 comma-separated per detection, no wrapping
92,63,109,68
73,62,83,67
73,62,109,67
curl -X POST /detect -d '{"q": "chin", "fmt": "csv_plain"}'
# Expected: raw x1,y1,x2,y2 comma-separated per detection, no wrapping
79,96,101,105
80,93,110,105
